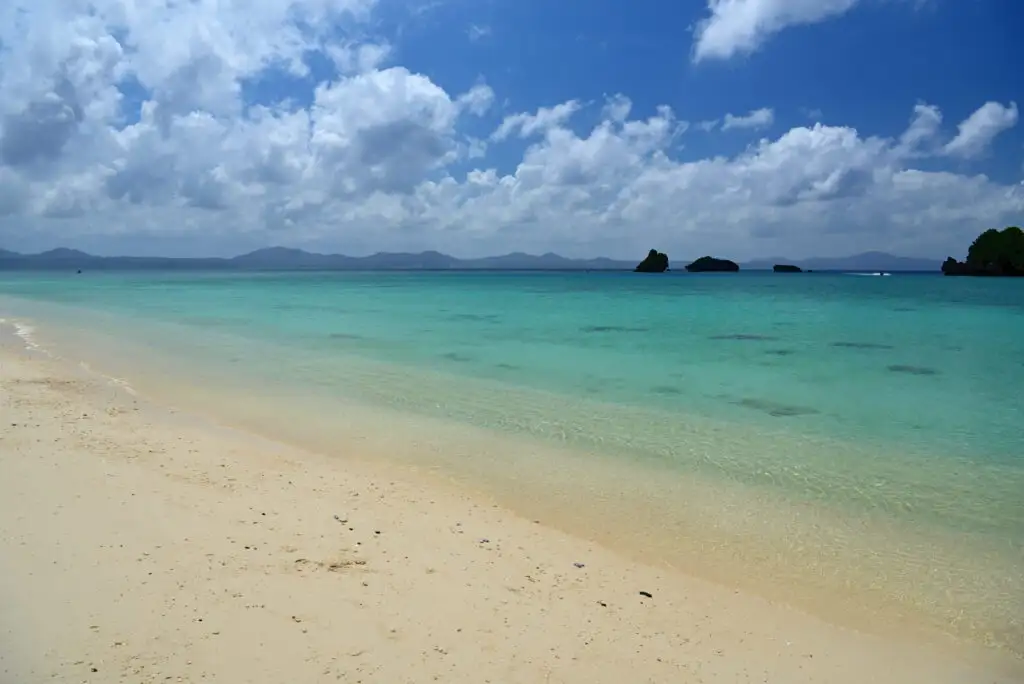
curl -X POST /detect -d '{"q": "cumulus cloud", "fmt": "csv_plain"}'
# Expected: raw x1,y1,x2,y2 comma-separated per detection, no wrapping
0,0,1021,261
328,42,393,75
491,101,582,141
456,84,495,117
943,101,1019,159
897,103,943,155
721,107,774,131
310,67,465,195
693,0,862,62
601,95,634,124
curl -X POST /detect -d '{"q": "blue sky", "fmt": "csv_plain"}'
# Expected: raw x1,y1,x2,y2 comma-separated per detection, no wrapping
0,0,1020,259
388,0,1022,179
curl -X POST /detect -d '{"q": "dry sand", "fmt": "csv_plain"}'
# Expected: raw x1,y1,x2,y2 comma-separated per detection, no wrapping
1,332,1021,683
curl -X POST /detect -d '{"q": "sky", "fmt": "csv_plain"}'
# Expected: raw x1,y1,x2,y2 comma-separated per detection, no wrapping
0,0,1020,260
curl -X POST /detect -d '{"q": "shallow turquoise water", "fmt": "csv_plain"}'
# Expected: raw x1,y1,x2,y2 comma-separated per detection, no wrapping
2,270,1023,648
2,270,1021,459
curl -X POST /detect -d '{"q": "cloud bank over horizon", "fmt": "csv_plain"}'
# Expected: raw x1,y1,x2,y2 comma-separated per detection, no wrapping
0,0,1020,260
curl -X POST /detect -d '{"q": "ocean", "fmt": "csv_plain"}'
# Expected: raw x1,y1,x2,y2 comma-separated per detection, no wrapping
1,269,1022,653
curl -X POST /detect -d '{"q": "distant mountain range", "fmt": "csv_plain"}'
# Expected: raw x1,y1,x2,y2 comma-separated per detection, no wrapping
0,247,942,272
0,247,637,271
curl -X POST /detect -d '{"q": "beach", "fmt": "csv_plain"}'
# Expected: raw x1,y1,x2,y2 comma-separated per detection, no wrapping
1,271,1022,655
2,324,1022,683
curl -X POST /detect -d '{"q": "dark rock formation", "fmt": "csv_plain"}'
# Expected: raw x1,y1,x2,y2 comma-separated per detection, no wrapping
942,226,1024,276
635,249,669,273
685,256,739,272
773,264,802,273
941,258,966,275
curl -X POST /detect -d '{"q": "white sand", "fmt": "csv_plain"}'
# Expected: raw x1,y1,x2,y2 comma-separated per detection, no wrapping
1,333,1021,683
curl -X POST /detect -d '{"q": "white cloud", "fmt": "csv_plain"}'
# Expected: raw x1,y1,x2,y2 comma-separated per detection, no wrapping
601,94,633,124
897,103,942,155
800,107,824,122
456,84,495,117
328,42,393,75
465,137,488,159
943,101,1019,159
0,0,1021,261
693,0,862,62
468,24,491,42
309,67,463,195
491,101,582,141
721,107,774,131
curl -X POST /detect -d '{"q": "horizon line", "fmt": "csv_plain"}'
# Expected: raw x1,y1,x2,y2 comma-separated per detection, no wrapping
0,246,944,264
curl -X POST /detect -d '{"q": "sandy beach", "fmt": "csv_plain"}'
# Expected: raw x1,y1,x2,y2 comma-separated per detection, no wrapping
1,329,1021,684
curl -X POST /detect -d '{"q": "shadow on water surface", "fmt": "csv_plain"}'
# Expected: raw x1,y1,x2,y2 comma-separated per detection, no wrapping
448,313,503,323
580,325,650,334
440,351,474,363
830,341,895,350
734,397,821,417
710,334,778,341
582,377,626,395
887,364,940,376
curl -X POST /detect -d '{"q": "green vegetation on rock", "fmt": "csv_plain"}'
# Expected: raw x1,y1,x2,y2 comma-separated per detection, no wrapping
943,226,1024,276
685,256,739,273
635,249,669,273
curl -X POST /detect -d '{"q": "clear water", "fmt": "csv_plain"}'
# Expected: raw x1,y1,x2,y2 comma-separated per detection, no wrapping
2,270,1023,652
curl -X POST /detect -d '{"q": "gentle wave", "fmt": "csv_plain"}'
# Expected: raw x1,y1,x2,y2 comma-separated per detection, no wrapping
0,317,43,352
1,317,138,396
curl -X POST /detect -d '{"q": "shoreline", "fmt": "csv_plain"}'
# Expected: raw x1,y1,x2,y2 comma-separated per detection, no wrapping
4,306,1023,654
1,323,1023,681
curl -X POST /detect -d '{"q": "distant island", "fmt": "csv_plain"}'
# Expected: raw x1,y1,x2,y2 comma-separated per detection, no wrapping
773,264,803,273
634,249,669,273
685,256,739,273
743,252,941,272
0,246,943,273
942,226,1023,277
